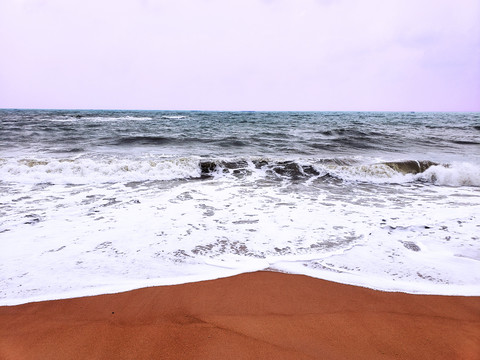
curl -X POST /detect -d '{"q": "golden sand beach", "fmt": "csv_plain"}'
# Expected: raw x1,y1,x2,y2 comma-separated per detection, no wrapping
1,271,479,359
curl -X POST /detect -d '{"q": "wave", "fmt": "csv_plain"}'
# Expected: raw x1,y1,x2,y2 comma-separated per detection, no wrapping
1,156,478,187
451,140,480,145
321,129,370,137
199,159,479,187
114,136,175,146
314,161,479,186
161,115,188,120
114,136,248,147
415,163,480,187
383,160,438,174
212,137,248,147
47,116,153,122
0,157,202,184
78,116,153,121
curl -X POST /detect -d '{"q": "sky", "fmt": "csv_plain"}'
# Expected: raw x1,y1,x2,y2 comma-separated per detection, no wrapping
0,0,479,112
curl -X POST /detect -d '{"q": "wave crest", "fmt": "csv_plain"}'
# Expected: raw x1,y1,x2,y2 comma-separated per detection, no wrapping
1,156,478,187
416,163,480,187
383,160,438,174
0,157,202,184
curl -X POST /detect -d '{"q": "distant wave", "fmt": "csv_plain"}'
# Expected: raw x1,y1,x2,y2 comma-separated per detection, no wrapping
76,116,153,121
451,140,480,145
320,129,370,137
114,136,248,148
161,115,188,120
46,116,153,122
115,136,175,146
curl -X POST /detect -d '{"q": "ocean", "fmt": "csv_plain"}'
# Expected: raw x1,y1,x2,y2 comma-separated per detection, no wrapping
1,109,479,304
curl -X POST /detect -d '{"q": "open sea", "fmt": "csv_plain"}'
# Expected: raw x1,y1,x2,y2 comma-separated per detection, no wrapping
1,109,479,304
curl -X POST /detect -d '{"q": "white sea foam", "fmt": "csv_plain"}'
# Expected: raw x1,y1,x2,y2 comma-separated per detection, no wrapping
0,156,202,184
313,160,480,187
78,116,153,121
415,163,480,187
1,167,479,305
45,116,153,122
161,115,188,120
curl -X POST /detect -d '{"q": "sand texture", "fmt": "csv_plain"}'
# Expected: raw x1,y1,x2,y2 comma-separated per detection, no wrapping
1,271,479,359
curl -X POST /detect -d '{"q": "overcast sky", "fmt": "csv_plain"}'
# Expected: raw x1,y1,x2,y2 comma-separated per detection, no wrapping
1,0,479,111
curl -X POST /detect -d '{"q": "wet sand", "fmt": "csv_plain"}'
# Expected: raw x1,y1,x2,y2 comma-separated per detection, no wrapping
0,271,479,359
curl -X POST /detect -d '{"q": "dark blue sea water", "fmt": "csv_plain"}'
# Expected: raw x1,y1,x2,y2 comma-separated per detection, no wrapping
1,110,479,161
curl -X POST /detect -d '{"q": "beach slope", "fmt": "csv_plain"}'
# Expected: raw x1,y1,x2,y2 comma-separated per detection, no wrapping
1,271,479,359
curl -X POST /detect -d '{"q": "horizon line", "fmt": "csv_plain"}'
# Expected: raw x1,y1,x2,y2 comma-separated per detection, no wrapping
1,107,478,114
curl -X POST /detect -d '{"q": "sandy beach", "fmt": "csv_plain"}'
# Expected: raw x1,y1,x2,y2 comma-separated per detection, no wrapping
0,271,479,359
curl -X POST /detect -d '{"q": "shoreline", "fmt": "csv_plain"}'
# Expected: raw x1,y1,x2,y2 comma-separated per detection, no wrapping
3,268,480,307
1,271,479,359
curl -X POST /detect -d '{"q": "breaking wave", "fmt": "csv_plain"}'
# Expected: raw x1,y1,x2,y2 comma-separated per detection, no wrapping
202,159,480,187
415,163,480,187
1,156,478,187
383,160,438,174
0,157,201,184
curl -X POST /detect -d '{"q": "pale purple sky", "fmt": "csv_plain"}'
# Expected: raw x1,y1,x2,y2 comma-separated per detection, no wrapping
1,0,479,111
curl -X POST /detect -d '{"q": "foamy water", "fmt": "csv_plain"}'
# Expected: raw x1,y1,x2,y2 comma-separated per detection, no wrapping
1,110,479,304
